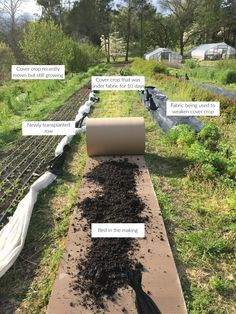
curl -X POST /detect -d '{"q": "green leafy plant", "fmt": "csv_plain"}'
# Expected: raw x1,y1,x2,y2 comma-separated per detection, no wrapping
165,124,196,147
198,123,220,150
20,20,74,68
185,58,200,69
0,42,15,81
69,43,103,72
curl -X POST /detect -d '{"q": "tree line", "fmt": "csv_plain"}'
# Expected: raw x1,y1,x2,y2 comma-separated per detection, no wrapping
0,0,236,77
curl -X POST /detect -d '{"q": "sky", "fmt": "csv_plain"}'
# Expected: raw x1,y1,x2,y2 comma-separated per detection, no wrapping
20,0,41,17
21,0,160,17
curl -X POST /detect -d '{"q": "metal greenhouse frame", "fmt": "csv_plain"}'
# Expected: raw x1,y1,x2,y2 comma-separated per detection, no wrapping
144,48,182,63
189,42,236,60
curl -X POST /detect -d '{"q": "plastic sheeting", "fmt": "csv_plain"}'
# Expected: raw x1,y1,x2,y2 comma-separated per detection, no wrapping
141,87,204,132
144,48,182,63
189,42,236,60
0,91,97,278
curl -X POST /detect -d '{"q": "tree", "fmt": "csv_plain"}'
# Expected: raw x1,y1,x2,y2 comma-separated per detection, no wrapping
64,0,112,46
159,0,200,55
101,31,126,61
221,0,236,46
68,43,103,72
194,0,236,46
97,0,112,62
110,32,126,61
142,13,178,52
116,0,151,60
113,0,136,61
101,34,110,62
37,0,62,21
193,0,223,44
0,0,23,29
20,20,74,66
125,0,132,61
0,0,25,59
133,0,153,56
0,42,15,80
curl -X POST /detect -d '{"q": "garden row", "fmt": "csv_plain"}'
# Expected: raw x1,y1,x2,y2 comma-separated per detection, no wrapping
0,87,89,226
0,64,107,151
131,59,236,183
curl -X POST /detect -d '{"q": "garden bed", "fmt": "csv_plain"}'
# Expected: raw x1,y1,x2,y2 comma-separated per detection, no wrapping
47,156,187,314
0,87,89,226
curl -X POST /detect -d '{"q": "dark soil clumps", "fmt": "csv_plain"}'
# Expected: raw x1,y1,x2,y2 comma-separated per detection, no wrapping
74,159,147,310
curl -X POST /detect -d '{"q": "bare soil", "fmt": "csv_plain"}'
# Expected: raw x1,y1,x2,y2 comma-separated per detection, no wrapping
73,159,147,311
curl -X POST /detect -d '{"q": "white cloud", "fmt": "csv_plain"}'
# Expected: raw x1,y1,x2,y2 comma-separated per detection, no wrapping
20,0,42,16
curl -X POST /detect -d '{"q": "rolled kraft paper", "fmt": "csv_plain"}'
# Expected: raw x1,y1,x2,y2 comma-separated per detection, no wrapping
87,117,145,156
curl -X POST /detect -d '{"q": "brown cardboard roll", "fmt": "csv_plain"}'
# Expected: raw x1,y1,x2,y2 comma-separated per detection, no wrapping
87,117,145,156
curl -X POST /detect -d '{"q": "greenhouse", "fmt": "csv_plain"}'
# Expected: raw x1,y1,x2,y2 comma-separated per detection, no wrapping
144,48,182,63
189,42,236,60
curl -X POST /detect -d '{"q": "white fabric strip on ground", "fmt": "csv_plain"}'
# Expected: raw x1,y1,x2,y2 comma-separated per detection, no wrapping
0,93,95,278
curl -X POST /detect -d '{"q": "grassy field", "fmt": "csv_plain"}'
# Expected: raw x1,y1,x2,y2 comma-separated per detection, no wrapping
0,63,235,313
0,63,107,151
135,59,236,160
168,59,236,93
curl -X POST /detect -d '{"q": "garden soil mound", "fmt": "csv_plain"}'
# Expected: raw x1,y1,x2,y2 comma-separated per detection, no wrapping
73,159,148,311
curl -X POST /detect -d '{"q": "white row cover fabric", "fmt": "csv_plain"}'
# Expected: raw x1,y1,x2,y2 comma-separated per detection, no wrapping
0,172,57,277
0,92,95,278
89,92,96,100
55,126,86,156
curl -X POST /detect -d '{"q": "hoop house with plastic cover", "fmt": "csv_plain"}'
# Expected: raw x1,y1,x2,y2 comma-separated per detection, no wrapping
144,48,182,63
189,42,236,60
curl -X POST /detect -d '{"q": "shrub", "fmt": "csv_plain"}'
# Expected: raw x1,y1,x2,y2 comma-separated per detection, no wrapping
212,154,227,172
199,163,218,179
185,59,199,69
188,142,228,174
69,44,88,72
223,106,236,124
191,67,215,81
0,42,15,80
188,142,216,163
153,62,169,75
121,66,133,76
224,70,236,84
187,162,218,180
69,43,103,72
166,124,196,147
226,157,236,180
219,69,236,84
225,191,236,210
198,123,220,150
20,20,74,68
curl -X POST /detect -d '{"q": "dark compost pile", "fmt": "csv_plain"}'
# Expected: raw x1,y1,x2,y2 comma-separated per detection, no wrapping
73,159,148,310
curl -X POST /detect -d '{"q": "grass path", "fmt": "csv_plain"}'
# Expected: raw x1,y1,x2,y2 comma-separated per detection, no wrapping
0,82,235,313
